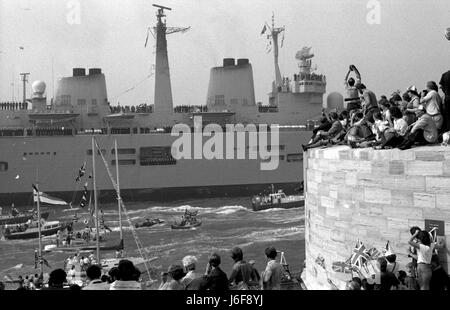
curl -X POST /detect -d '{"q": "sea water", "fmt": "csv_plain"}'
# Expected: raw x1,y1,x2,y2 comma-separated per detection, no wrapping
0,196,305,289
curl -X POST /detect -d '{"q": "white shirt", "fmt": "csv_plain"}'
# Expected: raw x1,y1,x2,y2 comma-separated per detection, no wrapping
83,279,110,290
417,243,435,264
109,280,142,290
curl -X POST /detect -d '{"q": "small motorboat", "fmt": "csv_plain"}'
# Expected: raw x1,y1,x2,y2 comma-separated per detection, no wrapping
0,209,50,226
3,220,66,240
135,218,165,228
171,209,201,230
251,187,304,211
171,221,202,230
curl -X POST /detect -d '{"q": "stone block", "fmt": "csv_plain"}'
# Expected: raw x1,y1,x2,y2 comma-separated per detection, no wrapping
371,160,389,176
436,194,450,210
406,161,443,176
389,160,405,175
415,150,445,161
338,149,352,160
382,175,426,191
426,177,450,193
364,188,391,204
408,219,425,229
387,217,410,230
383,206,423,220
391,190,414,207
345,172,358,187
326,207,339,217
443,161,450,176
320,196,336,209
413,192,436,209
352,187,365,201
357,173,383,188
397,149,415,161
422,209,450,221
353,148,372,161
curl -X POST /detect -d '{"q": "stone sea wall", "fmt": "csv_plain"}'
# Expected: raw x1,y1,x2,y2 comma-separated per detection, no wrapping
301,145,450,290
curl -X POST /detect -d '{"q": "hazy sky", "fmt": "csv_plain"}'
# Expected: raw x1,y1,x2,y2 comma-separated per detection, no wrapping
1,0,449,106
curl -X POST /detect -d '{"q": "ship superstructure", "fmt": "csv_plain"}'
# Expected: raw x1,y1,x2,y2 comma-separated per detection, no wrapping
0,5,326,206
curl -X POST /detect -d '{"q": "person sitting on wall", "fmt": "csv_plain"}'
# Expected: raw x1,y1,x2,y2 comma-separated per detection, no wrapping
302,112,343,151
344,64,362,112
344,112,375,148
355,83,380,127
398,105,439,150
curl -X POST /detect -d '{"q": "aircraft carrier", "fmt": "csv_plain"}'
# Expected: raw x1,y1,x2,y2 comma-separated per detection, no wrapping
0,5,326,206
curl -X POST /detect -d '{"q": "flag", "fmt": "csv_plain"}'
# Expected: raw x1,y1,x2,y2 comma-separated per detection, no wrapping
80,182,89,208
33,188,68,206
350,240,370,269
315,254,326,270
331,261,352,274
383,241,394,257
34,250,38,269
75,162,86,182
366,247,381,260
281,32,285,48
260,24,267,35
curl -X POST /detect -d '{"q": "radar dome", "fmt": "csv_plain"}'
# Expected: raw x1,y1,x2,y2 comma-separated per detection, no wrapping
32,80,46,94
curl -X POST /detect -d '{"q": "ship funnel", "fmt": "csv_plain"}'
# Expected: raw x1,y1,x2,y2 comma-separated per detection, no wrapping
89,68,102,75
223,58,235,67
206,59,256,110
237,58,249,66
73,68,86,77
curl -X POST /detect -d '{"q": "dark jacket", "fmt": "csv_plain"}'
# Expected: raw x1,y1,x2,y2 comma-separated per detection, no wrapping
199,267,229,291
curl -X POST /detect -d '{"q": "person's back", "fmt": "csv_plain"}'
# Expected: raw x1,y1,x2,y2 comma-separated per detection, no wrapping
262,247,283,290
83,265,110,290
109,260,141,290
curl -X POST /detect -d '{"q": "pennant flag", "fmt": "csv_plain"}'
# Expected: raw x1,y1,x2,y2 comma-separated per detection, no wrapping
383,241,395,257
80,182,89,208
281,31,285,48
75,162,86,182
350,240,370,269
33,188,68,206
260,24,267,35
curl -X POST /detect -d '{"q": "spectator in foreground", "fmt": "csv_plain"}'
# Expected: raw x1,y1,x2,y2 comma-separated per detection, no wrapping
199,253,229,291
41,269,68,290
109,260,142,290
408,230,435,290
228,247,260,290
83,265,110,290
181,255,202,290
261,246,283,290
162,265,185,290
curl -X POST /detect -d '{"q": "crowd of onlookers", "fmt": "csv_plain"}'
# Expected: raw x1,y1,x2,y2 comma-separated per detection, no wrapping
302,65,450,151
0,246,293,290
108,104,208,114
341,226,449,291
0,101,28,111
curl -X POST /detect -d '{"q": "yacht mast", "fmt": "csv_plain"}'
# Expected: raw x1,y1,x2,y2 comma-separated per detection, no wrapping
91,136,100,264
34,171,43,275
114,139,123,241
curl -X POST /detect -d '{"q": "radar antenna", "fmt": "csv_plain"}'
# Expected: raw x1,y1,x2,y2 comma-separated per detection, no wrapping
261,13,285,87
144,4,190,47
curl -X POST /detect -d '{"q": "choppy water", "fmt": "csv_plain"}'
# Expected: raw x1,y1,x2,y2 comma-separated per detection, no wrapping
0,197,305,289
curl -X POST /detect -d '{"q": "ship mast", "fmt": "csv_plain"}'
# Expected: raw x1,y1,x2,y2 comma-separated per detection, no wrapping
114,139,123,242
91,136,100,264
150,4,189,123
262,14,285,87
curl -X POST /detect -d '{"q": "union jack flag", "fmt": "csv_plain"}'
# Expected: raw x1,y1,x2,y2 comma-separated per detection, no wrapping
350,240,370,269
331,261,353,274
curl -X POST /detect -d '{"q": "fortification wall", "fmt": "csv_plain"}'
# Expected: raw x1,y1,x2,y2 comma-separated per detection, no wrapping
302,145,450,290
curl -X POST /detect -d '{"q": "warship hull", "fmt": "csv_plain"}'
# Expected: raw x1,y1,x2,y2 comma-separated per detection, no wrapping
0,131,309,206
